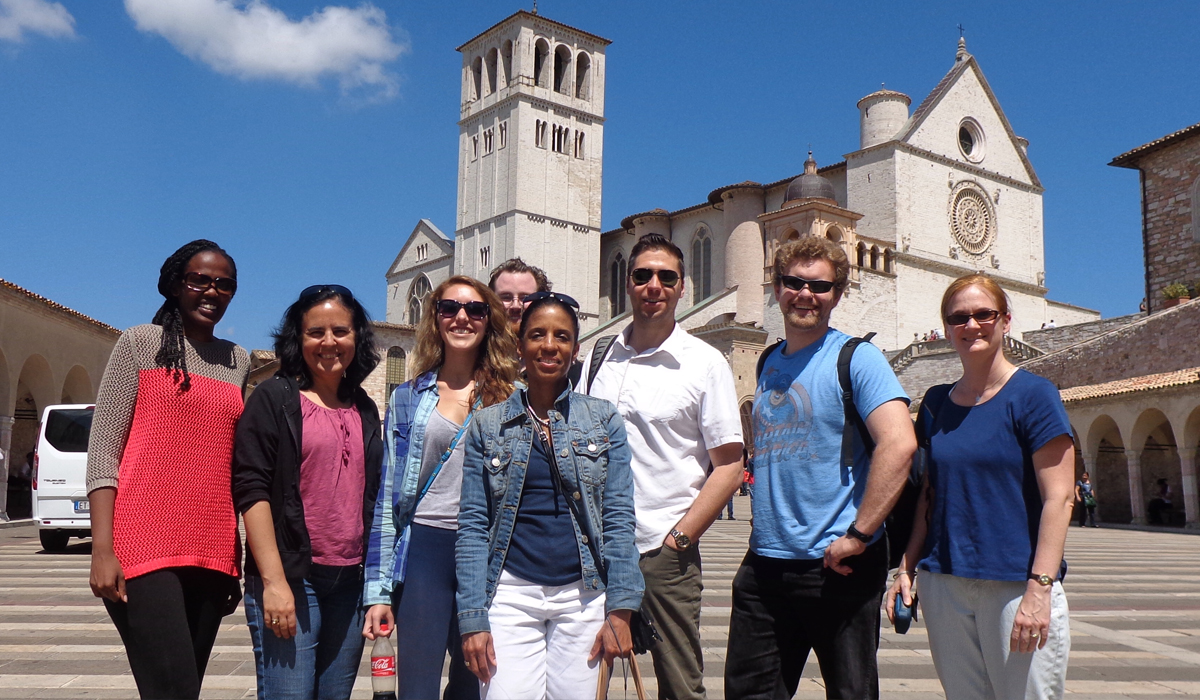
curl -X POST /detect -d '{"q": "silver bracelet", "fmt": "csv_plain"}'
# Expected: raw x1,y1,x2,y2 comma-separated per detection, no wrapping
892,570,917,581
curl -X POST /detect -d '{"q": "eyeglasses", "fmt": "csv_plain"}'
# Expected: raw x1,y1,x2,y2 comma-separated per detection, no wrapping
945,309,1001,326
436,299,490,320
497,292,534,306
523,291,580,309
778,275,836,294
629,268,680,288
183,272,237,295
298,284,354,302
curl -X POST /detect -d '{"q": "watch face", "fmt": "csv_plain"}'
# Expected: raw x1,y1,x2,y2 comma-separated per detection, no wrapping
673,531,690,548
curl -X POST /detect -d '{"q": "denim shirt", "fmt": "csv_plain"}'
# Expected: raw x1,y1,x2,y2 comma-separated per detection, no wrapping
456,386,643,635
363,371,441,606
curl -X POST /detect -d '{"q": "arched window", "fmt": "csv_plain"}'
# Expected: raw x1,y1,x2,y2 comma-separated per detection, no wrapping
501,40,513,88
870,246,880,270
553,45,572,94
609,253,627,317
407,275,432,325
533,39,550,87
856,242,867,268
883,249,894,274
470,56,482,101
692,228,712,302
485,48,498,95
385,347,406,399
826,225,843,243
575,52,591,100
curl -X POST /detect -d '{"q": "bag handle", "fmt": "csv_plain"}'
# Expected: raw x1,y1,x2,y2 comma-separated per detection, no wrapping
596,655,647,700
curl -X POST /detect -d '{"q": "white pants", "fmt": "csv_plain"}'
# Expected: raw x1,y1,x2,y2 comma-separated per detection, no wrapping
482,571,606,700
920,571,1070,700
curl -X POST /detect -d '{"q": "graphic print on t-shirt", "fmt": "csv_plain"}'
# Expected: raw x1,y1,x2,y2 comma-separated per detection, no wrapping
754,366,816,462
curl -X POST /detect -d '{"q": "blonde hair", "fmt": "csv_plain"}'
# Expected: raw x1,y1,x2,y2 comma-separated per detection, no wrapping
940,273,1011,320
411,276,518,408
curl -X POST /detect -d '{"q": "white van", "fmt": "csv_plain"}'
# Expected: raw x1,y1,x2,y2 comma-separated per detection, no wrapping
33,404,93,552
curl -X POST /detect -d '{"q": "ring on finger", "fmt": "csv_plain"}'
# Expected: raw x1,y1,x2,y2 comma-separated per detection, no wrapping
1031,631,1041,638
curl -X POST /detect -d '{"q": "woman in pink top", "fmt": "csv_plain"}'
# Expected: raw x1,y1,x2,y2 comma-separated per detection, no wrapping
233,285,384,700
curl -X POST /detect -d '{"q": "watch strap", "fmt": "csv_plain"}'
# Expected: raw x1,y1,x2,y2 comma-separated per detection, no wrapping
846,522,872,543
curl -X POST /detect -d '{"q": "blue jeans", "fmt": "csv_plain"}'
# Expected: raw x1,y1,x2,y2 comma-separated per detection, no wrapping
245,564,366,700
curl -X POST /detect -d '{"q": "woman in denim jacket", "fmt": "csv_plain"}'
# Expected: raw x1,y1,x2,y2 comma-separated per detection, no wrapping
362,276,517,700
457,293,644,700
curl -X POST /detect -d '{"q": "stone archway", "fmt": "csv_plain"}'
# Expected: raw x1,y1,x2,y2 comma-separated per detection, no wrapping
1085,414,1129,523
61,365,94,404
1131,408,1181,526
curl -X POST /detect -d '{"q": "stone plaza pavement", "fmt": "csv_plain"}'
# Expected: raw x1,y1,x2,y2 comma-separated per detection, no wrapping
0,495,1199,698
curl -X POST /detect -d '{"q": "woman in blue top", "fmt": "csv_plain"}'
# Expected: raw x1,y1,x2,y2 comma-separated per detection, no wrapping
362,276,518,700
886,274,1076,700
457,293,643,700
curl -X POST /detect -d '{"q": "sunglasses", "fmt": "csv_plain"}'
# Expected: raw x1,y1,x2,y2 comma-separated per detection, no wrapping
945,309,1001,326
524,291,580,309
629,267,681,288
299,284,354,302
778,275,836,294
436,299,490,320
183,272,237,295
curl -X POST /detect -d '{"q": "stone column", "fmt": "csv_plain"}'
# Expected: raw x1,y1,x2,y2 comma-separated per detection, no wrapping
1126,449,1146,525
1180,447,1199,529
0,415,12,518
1082,453,1099,522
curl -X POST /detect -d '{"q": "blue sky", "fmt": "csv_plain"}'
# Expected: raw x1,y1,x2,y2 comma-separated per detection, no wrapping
2,0,1198,352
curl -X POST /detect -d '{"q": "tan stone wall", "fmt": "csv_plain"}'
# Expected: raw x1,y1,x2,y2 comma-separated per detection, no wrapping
1136,136,1200,313
1021,299,1200,389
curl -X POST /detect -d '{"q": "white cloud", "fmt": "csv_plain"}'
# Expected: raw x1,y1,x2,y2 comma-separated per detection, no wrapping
0,0,76,43
124,0,406,100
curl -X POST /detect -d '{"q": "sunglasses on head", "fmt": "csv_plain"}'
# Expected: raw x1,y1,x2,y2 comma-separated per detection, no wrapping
778,275,836,294
183,272,237,295
436,299,490,320
945,309,1001,326
629,267,680,288
523,291,580,309
299,284,354,302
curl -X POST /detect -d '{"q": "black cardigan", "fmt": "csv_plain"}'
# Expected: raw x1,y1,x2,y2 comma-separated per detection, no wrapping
232,375,383,581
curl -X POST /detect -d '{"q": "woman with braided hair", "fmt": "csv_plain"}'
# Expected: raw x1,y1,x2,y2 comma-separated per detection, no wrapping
87,239,251,699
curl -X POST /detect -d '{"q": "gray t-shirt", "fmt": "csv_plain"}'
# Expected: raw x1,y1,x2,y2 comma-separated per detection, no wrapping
411,409,466,530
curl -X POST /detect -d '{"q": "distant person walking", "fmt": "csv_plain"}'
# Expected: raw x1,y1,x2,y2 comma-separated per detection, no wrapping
86,240,249,700
887,273,1075,700
1148,478,1173,525
1075,472,1098,528
363,276,517,700
233,285,383,700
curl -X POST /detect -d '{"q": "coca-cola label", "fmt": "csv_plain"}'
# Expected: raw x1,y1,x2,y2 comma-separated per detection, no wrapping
372,656,396,677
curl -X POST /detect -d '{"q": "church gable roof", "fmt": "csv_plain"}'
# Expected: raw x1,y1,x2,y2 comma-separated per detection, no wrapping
386,219,454,278
899,47,1041,188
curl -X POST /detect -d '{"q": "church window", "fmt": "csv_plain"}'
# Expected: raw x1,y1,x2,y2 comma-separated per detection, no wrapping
870,246,880,270
485,48,499,95
534,39,550,88
957,118,985,163
856,242,867,268
535,120,548,149
574,131,585,159
552,124,570,154
483,128,494,156
499,121,508,149
553,44,572,94
470,56,483,101
610,253,627,317
471,135,479,160
385,347,407,399
480,246,491,269
408,275,432,325
501,40,513,88
416,243,428,261
884,249,894,273
692,229,713,301
575,52,591,100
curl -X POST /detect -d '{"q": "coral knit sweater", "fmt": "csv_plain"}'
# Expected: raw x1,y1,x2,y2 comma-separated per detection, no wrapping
87,324,250,580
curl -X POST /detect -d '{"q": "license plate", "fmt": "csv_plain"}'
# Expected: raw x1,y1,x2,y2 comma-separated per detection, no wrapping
73,500,90,514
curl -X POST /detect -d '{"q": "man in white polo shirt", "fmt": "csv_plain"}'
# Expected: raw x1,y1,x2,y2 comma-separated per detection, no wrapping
582,233,744,700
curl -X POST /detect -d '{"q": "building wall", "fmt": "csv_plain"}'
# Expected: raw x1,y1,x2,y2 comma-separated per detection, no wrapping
1023,312,1144,353
1137,136,1200,313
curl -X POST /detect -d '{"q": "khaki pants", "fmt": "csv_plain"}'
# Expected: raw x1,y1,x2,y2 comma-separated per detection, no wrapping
640,544,706,700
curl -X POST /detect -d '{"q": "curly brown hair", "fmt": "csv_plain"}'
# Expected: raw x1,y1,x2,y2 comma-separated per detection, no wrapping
772,236,850,296
410,276,518,408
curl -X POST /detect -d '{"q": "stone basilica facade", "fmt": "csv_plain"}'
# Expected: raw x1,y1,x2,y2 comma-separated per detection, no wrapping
384,10,1099,405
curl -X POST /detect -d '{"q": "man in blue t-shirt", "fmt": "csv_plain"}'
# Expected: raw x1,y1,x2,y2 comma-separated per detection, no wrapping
724,237,917,700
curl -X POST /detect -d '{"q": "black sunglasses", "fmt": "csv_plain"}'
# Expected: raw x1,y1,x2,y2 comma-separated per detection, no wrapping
778,275,836,294
183,272,237,295
299,284,354,302
436,299,490,320
524,291,580,309
630,267,680,288
945,309,1001,327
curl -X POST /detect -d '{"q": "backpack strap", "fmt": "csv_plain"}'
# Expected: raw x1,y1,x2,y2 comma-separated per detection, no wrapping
838,331,877,469
585,335,618,395
755,339,785,381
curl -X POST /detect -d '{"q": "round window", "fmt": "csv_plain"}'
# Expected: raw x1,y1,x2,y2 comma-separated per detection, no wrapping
957,118,985,163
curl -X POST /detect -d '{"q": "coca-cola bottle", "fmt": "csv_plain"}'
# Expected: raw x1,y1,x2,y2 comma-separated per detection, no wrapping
371,621,397,700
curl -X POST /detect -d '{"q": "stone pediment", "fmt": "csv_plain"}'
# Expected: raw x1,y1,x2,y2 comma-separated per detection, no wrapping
386,219,455,279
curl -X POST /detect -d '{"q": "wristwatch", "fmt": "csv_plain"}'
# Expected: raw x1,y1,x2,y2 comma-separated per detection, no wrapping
669,528,692,550
846,521,873,543
1029,573,1054,586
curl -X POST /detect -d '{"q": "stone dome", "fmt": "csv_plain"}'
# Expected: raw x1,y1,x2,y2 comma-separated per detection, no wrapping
785,152,836,203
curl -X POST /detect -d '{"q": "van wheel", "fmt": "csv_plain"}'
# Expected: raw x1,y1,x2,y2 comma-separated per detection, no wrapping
39,530,70,552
